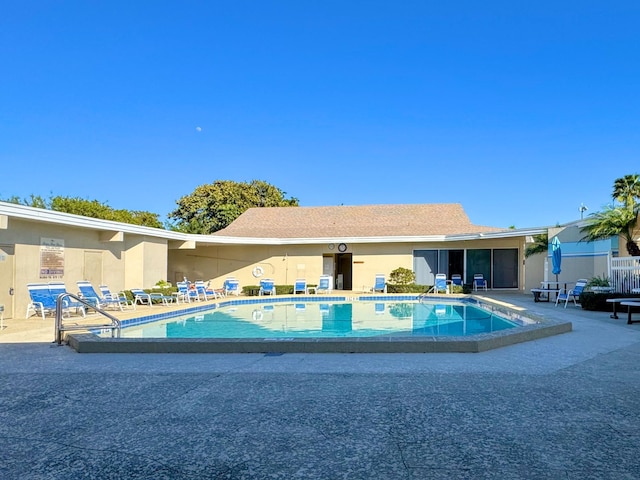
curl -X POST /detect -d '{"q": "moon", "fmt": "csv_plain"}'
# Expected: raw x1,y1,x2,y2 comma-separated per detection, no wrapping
195,126,202,132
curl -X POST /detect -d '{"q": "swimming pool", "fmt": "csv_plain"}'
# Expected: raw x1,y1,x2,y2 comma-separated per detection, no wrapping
118,300,520,339
68,295,572,353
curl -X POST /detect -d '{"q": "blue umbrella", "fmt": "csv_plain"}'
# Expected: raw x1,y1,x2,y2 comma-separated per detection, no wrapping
551,236,562,281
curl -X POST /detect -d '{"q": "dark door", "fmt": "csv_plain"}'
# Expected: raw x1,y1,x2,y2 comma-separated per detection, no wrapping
335,253,352,290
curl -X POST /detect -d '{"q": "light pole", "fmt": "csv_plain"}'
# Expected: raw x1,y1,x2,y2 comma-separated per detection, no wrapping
579,203,588,220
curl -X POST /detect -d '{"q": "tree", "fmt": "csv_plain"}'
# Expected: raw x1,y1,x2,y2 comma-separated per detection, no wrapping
581,205,640,256
168,180,299,234
581,174,640,256
524,233,548,258
50,197,164,228
2,194,163,228
3,194,49,209
612,174,640,210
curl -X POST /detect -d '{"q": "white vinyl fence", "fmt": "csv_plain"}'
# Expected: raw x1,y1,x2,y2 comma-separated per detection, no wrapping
610,257,640,293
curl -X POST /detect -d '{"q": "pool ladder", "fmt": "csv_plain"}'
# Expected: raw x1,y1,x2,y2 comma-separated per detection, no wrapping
54,293,121,345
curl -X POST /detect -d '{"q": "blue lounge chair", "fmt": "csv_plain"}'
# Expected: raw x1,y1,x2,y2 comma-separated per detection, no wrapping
293,279,308,295
26,283,57,320
99,285,134,309
48,282,86,317
372,274,387,293
224,278,240,296
176,281,198,303
473,274,488,291
195,280,223,301
259,278,276,296
451,274,463,287
429,274,451,294
555,279,588,308
77,281,124,311
131,288,174,306
316,275,331,294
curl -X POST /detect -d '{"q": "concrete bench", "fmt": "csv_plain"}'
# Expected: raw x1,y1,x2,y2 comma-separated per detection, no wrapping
621,301,640,325
606,298,634,319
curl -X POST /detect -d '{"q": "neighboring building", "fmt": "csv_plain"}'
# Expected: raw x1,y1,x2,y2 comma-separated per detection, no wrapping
1,200,618,320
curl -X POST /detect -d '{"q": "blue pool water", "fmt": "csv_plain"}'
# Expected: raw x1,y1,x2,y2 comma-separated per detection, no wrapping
118,299,524,339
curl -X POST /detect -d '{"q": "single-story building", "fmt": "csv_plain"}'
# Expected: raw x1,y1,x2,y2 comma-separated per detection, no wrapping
0,201,627,320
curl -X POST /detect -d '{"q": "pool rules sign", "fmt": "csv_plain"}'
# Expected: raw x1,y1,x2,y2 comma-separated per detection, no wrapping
39,237,64,278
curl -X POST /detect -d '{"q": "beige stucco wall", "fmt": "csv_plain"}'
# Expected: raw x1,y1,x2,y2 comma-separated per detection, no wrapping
124,236,169,289
0,218,169,319
169,236,528,292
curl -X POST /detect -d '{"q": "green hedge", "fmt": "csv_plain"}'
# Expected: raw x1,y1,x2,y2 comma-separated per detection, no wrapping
580,292,640,311
242,285,319,296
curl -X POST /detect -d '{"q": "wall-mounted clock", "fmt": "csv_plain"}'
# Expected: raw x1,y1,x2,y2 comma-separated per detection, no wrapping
338,243,347,252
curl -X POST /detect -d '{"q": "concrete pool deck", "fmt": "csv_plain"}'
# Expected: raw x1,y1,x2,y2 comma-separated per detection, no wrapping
2,292,640,478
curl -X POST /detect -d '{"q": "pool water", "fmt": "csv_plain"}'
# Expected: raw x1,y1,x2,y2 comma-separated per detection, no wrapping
117,300,520,339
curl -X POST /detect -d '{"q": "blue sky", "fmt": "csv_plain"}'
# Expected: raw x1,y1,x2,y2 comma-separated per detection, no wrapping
2,1,639,229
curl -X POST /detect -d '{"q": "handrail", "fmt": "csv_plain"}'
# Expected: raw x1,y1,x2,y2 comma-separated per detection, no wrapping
55,292,121,345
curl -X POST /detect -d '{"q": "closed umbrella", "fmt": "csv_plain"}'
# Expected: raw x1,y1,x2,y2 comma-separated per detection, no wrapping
551,236,562,283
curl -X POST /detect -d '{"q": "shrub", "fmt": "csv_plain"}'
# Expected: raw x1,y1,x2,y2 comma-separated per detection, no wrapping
586,275,611,289
580,292,640,311
388,267,415,285
387,283,428,294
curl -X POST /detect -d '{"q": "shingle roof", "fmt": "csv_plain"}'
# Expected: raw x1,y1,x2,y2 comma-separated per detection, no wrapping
213,204,503,239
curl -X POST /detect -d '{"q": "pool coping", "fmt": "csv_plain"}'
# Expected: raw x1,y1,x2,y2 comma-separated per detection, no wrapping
65,294,572,353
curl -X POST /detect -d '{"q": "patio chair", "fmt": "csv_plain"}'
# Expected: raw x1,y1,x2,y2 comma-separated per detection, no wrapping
26,283,58,320
131,288,174,306
195,280,223,300
451,274,463,287
555,279,588,308
316,275,332,294
99,285,134,309
224,277,240,296
48,282,86,317
259,278,276,296
429,273,451,294
176,281,199,303
372,274,387,294
77,281,124,311
473,274,488,291
293,279,309,295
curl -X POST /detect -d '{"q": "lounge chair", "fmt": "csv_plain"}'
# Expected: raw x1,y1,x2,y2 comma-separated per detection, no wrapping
176,281,199,303
451,274,463,287
372,274,387,294
473,274,488,291
224,277,240,296
555,279,588,308
99,285,134,309
26,283,57,320
429,273,451,294
293,279,309,295
194,280,223,301
48,282,86,317
315,275,332,294
259,278,276,296
77,281,124,311
131,288,174,306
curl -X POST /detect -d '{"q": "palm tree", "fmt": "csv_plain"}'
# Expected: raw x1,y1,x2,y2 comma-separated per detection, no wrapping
612,174,640,209
525,233,548,258
581,175,640,256
581,205,640,256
